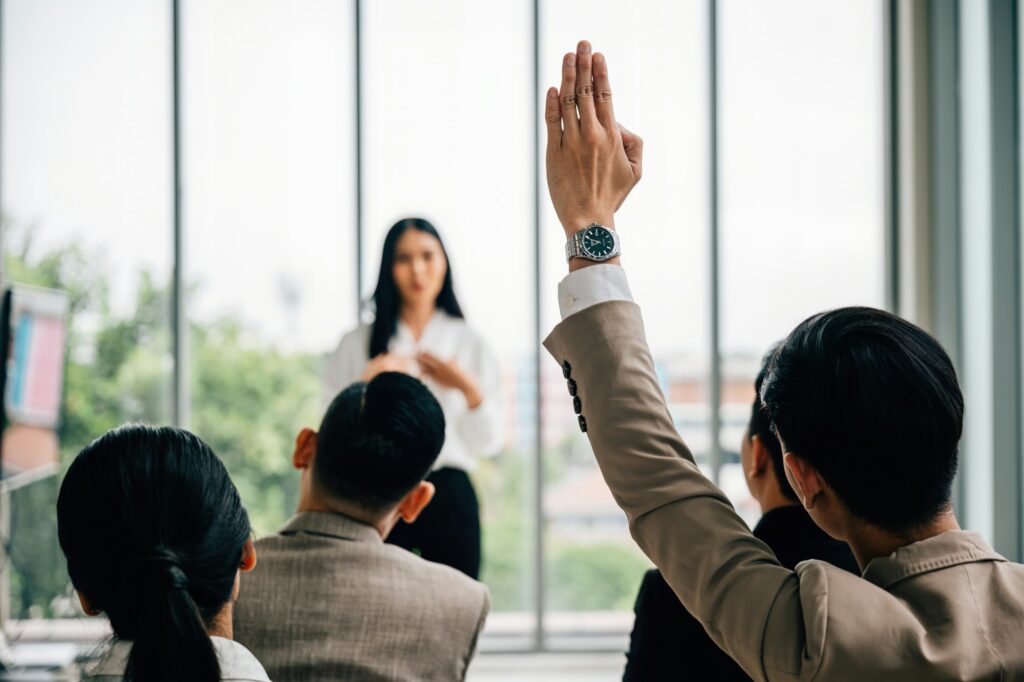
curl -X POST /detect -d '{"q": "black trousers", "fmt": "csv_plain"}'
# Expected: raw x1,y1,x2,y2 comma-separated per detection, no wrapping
385,467,482,579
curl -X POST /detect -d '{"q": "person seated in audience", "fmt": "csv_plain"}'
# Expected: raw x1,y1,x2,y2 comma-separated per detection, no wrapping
233,372,490,682
623,350,858,681
542,39,1024,680
57,424,268,682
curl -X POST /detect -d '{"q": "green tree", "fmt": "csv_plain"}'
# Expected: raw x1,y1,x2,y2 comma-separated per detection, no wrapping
2,224,319,615
2,222,651,619
190,319,319,536
546,542,651,611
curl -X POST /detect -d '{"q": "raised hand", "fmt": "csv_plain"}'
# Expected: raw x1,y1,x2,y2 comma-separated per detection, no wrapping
545,40,643,239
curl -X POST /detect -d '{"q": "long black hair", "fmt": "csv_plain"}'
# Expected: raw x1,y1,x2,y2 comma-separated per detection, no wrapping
368,217,464,358
57,424,252,682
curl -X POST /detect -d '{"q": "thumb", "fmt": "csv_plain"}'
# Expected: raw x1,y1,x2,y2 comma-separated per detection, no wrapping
618,123,643,172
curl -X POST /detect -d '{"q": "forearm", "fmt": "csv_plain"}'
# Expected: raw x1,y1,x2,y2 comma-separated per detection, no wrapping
459,379,483,410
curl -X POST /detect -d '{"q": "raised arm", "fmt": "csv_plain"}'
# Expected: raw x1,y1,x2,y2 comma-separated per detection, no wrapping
542,41,824,681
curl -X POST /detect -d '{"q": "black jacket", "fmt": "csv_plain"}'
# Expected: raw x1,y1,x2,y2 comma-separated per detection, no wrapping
623,505,859,681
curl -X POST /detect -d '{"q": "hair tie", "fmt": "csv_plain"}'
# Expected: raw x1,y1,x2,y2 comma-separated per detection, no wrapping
137,549,189,592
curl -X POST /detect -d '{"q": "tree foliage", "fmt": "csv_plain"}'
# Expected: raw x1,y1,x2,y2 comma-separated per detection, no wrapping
2,227,316,615
3,224,648,618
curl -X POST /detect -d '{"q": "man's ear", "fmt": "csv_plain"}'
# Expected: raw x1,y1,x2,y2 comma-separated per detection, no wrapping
749,435,770,478
292,428,318,471
783,452,825,510
397,481,436,524
77,592,101,617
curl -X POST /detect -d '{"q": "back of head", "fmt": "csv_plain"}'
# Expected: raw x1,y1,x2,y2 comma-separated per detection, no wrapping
761,307,963,534
315,371,446,513
748,347,797,502
57,424,251,682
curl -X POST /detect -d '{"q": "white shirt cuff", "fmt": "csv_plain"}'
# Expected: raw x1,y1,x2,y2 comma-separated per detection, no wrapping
558,264,634,320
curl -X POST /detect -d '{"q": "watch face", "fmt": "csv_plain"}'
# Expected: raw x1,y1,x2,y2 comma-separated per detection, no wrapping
580,226,616,259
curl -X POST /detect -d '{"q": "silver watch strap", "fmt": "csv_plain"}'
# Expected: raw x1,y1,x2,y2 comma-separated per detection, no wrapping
564,232,583,261
565,225,620,262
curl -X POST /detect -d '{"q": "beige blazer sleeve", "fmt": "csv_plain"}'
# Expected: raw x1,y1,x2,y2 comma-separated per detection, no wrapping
544,301,823,681
460,588,491,681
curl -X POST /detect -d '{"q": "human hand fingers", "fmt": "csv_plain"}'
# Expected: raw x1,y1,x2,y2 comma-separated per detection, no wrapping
593,52,615,128
545,87,562,156
574,41,598,131
559,52,579,139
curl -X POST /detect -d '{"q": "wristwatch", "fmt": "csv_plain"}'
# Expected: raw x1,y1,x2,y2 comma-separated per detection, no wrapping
565,223,621,262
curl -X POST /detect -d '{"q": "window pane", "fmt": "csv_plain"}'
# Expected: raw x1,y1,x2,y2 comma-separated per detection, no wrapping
2,0,172,618
182,0,356,536
718,0,885,524
361,0,536,648
542,0,709,646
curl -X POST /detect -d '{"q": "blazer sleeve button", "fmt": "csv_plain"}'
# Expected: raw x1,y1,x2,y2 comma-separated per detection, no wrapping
578,415,588,433
562,360,572,379
573,396,582,414
567,378,578,396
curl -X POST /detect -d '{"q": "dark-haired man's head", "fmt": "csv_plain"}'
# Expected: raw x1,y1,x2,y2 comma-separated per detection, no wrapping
760,307,963,545
740,347,799,513
292,372,446,536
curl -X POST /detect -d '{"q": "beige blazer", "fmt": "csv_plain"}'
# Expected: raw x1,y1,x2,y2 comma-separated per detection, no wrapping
544,300,1024,681
233,512,490,682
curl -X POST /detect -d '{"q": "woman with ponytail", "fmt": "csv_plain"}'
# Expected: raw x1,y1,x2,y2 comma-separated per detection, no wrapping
56,424,270,681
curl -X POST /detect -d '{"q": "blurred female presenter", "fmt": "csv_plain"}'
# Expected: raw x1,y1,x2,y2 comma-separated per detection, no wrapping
324,217,503,579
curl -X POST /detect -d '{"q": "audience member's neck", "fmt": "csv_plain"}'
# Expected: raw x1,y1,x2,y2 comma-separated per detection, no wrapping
207,603,234,640
297,492,390,538
401,302,436,341
846,508,960,570
757,481,799,517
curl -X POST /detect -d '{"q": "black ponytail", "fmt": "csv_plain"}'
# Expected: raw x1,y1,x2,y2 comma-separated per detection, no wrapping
57,425,251,682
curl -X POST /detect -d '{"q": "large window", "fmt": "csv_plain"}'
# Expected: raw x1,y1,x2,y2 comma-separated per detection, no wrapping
0,0,889,651
181,0,357,536
360,0,536,644
1,0,173,618
540,0,710,645
717,0,886,520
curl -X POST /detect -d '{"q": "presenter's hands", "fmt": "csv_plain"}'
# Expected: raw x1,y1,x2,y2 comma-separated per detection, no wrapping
417,352,483,410
362,353,410,382
545,41,642,242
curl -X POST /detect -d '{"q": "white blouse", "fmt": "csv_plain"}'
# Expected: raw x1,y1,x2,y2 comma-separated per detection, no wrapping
323,311,504,472
85,636,271,681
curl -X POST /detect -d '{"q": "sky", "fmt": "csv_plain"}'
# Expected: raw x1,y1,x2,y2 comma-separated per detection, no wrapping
2,0,887,609
3,0,884,362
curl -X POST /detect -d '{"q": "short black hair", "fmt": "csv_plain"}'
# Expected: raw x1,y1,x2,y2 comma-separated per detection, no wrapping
748,348,797,502
761,307,963,534
315,371,445,511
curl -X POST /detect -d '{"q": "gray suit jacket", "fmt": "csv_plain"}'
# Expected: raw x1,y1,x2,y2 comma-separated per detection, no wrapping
544,300,1024,681
233,511,490,682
